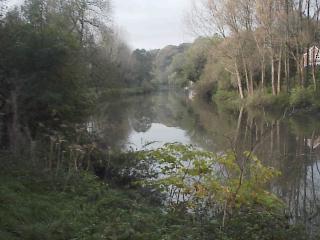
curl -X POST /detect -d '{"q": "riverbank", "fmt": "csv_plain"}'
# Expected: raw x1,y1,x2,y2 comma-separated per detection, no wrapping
99,86,156,99
0,151,312,240
213,87,320,114
0,165,168,240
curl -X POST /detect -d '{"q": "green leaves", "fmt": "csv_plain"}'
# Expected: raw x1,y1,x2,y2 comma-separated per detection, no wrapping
142,143,283,218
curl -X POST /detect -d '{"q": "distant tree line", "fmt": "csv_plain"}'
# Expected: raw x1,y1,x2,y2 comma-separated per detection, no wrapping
126,40,219,92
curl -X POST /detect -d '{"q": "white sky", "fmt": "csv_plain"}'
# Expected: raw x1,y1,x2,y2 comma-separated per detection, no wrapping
8,0,196,50
113,0,195,49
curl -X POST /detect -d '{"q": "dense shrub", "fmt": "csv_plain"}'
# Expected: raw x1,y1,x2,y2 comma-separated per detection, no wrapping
224,209,307,240
246,92,290,110
289,87,314,108
213,90,242,110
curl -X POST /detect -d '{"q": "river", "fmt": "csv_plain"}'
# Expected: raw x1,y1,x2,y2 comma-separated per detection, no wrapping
92,91,320,234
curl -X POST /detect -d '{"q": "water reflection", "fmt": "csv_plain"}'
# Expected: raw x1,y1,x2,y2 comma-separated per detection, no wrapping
92,91,196,150
127,123,190,150
92,91,320,235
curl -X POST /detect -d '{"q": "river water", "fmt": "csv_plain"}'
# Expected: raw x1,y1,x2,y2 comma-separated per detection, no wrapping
92,91,320,234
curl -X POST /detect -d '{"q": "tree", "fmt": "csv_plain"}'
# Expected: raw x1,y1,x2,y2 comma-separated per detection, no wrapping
0,0,128,155
152,44,190,86
186,0,320,99
130,49,154,87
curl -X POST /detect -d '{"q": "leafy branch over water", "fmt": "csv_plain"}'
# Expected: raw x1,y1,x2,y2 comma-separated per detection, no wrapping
141,144,283,226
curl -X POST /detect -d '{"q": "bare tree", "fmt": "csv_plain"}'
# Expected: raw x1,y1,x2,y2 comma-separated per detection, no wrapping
186,0,320,98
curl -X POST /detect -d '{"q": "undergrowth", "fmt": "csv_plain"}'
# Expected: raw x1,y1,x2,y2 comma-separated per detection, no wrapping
0,155,310,240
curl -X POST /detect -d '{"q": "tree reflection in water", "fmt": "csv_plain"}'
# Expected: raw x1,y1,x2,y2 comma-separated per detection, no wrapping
92,91,320,236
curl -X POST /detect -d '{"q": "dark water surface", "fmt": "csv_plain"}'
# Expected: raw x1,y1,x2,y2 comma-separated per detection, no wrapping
92,91,320,233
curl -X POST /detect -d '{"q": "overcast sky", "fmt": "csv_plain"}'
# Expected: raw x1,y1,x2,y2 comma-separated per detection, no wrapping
113,0,195,50
8,0,195,50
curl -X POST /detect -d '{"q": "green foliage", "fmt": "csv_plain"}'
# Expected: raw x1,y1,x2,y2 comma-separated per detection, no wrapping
0,2,91,138
0,0,136,146
213,90,242,110
168,53,189,87
214,90,292,112
289,87,317,109
224,209,307,240
129,49,156,87
143,144,283,217
0,159,171,240
246,92,290,110
152,43,191,86
182,38,210,83
0,159,309,240
164,38,213,88
99,87,154,100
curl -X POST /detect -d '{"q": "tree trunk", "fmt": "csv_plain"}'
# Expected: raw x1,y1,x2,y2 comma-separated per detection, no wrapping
285,52,290,93
249,70,254,95
294,44,304,86
271,55,276,95
312,49,317,90
261,55,265,91
312,63,317,91
9,90,20,155
243,58,250,96
300,56,305,87
285,0,290,93
235,107,244,143
235,62,244,99
277,48,282,95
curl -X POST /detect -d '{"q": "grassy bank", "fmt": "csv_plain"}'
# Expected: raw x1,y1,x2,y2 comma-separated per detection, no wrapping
0,162,188,240
213,87,320,114
0,176,174,239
